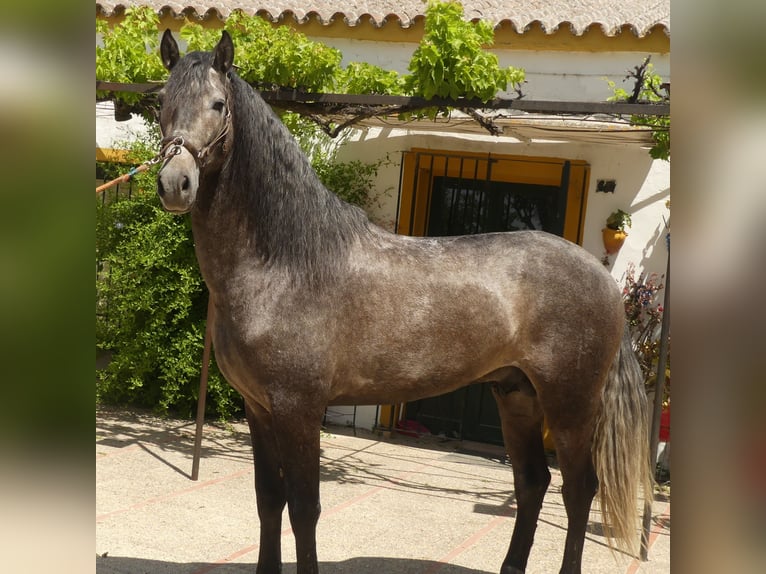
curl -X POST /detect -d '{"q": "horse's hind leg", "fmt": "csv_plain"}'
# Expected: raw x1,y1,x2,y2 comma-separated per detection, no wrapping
492,371,551,574
552,425,599,574
245,401,287,574
540,374,601,574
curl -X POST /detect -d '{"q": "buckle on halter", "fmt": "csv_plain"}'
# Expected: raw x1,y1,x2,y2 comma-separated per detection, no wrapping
159,136,186,160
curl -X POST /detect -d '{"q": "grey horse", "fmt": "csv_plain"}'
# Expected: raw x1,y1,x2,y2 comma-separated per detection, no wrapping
156,30,651,574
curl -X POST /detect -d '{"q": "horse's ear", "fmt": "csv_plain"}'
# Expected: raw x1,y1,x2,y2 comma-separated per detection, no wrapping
160,29,180,70
213,30,234,74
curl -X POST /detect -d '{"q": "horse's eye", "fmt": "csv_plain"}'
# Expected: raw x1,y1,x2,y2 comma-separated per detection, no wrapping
212,100,226,113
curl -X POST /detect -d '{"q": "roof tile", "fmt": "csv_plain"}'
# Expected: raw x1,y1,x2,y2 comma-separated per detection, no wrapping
96,1,670,37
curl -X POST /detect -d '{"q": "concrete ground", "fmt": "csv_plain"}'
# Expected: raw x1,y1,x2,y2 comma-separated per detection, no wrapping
96,407,669,574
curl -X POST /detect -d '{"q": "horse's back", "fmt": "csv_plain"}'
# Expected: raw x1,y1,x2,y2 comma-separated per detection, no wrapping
365,228,619,314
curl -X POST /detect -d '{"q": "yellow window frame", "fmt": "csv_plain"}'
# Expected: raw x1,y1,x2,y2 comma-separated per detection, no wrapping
397,148,590,244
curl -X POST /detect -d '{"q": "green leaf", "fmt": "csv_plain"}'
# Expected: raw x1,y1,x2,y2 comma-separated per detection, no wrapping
403,1,523,102
605,60,670,161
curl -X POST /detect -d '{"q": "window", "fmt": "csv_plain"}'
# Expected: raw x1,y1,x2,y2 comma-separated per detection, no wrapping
397,149,589,244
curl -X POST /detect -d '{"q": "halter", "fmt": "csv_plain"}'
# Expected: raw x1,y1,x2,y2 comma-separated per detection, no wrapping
159,106,232,169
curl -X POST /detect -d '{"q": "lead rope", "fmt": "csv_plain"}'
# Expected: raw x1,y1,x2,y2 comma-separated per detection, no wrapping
96,108,230,195
95,137,185,195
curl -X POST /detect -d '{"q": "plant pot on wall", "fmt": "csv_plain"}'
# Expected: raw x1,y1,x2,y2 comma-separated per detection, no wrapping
602,209,632,254
602,227,628,254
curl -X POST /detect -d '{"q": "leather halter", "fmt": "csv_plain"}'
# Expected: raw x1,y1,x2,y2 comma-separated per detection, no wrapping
160,106,231,169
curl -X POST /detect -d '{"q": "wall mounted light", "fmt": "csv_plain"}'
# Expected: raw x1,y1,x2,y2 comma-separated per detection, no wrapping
596,179,616,193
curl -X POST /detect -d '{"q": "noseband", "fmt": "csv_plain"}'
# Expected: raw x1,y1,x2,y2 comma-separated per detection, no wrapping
160,106,232,169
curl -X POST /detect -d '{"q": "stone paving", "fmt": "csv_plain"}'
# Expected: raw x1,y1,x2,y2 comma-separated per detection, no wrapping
96,407,670,573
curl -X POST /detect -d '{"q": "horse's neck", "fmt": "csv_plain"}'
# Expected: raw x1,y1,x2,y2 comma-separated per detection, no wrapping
189,94,365,296
189,183,264,298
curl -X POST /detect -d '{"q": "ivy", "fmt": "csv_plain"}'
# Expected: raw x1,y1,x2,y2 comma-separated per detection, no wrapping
96,2,524,104
337,62,406,95
182,11,342,92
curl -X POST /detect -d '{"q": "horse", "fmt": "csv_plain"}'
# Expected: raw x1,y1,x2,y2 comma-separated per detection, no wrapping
156,30,651,574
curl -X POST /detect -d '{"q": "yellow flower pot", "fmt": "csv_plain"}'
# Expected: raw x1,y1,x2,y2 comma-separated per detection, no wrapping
602,227,628,254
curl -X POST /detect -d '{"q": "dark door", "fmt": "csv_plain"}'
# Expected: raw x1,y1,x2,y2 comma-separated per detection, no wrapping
405,169,570,444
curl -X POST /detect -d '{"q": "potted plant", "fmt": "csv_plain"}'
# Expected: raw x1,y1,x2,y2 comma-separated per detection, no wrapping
602,209,632,254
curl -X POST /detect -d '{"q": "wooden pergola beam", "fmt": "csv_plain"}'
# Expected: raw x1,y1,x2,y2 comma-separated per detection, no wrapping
96,81,670,117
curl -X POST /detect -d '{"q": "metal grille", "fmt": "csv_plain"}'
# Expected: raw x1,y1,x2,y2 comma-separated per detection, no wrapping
96,165,136,324
397,151,570,237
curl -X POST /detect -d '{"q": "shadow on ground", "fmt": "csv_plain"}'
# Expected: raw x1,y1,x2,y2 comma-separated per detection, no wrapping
96,555,494,574
96,408,576,529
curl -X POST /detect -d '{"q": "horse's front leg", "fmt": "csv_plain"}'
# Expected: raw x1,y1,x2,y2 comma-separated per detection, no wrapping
271,399,325,574
245,401,286,574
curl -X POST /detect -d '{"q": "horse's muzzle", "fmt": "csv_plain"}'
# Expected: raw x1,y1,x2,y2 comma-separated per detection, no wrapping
156,145,199,214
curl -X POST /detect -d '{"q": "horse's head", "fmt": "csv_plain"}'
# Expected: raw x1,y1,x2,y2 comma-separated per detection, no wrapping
156,30,233,213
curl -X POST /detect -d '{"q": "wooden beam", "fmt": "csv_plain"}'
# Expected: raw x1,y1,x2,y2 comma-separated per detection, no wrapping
96,81,669,116
97,81,164,93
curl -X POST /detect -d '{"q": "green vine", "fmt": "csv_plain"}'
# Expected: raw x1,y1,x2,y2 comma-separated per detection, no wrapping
96,7,166,106
403,1,524,102
607,57,670,161
182,11,342,92
337,62,406,95
96,2,524,104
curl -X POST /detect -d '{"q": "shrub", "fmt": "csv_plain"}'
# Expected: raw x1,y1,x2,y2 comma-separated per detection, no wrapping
96,161,242,419
622,263,669,405
96,124,386,420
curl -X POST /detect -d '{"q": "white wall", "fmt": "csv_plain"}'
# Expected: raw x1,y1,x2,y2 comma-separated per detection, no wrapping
495,50,670,101
335,125,670,282
96,101,147,149
318,37,670,101
585,146,670,281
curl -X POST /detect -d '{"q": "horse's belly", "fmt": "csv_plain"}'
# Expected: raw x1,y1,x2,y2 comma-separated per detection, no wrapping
329,343,512,406
328,269,520,405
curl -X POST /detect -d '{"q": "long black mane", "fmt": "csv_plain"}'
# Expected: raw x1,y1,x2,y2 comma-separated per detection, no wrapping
221,62,371,286
166,51,372,287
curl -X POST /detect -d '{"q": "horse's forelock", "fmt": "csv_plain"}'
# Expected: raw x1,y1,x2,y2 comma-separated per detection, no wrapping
163,52,219,108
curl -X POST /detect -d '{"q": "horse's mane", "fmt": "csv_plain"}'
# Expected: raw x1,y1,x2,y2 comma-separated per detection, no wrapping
222,65,371,287
168,51,372,287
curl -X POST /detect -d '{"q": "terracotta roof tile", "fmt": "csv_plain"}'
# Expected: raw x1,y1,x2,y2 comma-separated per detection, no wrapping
96,1,670,37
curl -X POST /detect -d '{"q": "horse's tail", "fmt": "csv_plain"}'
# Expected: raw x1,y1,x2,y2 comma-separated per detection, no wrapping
592,326,654,555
